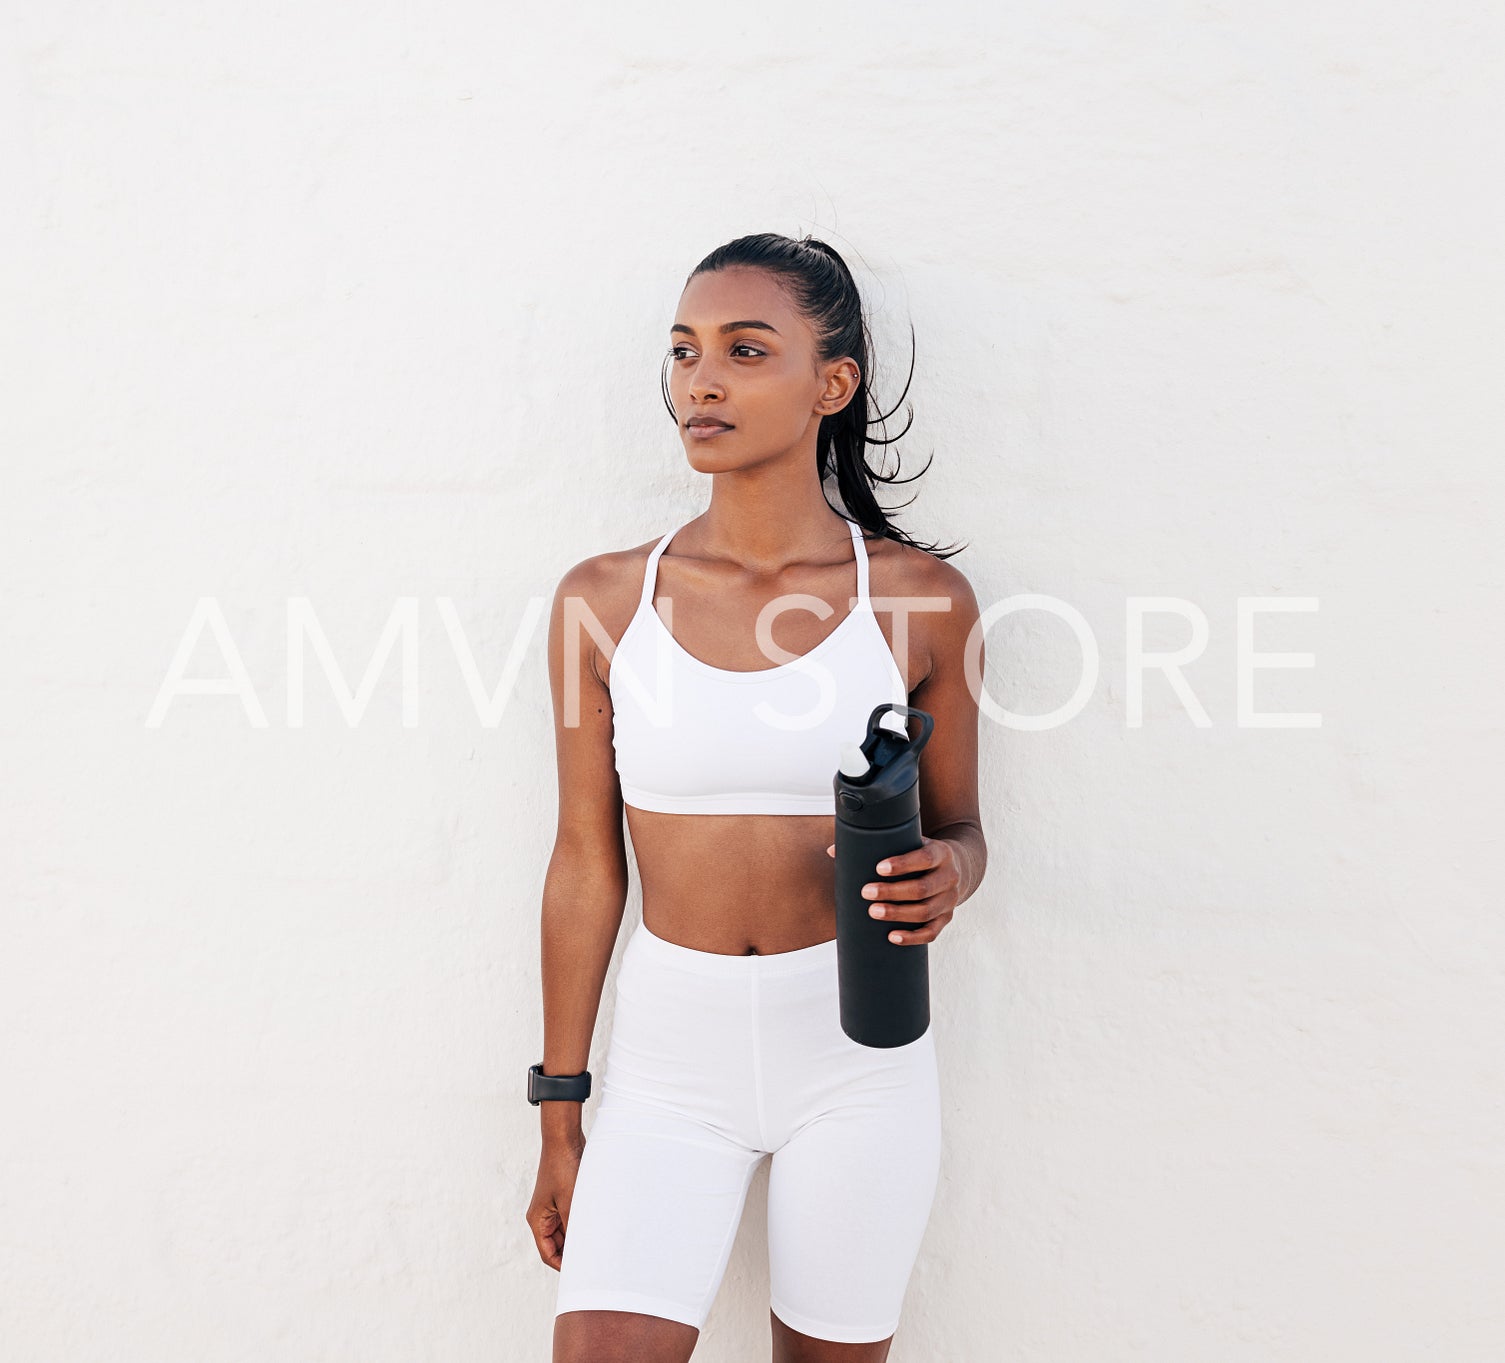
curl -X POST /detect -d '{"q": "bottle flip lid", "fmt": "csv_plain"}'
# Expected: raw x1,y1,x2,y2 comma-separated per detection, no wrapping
833,703,935,822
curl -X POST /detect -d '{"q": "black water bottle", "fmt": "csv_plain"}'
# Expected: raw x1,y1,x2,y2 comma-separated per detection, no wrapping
833,702,935,1048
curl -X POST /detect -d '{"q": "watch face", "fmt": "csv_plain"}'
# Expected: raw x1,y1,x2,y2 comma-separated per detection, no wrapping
527,1065,588,1104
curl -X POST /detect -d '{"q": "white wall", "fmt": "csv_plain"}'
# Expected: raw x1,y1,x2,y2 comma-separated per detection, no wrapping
4,3,1502,1360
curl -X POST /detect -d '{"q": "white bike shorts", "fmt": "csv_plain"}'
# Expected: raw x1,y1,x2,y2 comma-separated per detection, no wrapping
553,917,943,1344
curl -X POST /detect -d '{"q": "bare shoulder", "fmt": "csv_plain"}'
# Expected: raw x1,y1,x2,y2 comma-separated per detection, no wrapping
866,530,981,686
883,536,977,604
550,536,659,685
553,540,646,607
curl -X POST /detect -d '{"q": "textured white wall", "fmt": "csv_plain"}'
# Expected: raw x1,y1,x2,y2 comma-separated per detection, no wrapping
4,3,1502,1361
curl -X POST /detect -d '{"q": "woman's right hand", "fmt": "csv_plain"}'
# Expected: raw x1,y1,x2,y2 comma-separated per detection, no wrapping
527,1133,586,1271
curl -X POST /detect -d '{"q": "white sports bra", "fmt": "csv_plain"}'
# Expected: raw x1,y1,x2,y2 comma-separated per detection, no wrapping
609,515,909,815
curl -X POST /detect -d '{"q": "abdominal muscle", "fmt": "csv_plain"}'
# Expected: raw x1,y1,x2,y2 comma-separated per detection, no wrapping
624,806,840,955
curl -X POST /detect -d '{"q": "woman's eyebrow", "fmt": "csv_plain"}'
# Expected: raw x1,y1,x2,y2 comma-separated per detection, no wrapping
670,320,781,337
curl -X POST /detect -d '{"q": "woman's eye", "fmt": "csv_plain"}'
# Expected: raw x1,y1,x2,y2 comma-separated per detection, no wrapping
667,344,765,360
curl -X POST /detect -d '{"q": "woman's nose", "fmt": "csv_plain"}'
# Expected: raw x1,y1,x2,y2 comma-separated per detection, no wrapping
686,358,727,401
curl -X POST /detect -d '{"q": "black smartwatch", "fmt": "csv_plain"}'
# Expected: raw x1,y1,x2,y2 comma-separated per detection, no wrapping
528,1062,592,1105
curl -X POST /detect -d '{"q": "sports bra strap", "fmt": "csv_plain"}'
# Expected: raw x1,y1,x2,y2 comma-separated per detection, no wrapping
639,523,682,611
847,517,870,607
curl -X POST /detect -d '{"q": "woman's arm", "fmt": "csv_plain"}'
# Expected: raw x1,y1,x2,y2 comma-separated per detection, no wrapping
836,556,988,945
910,559,987,906
538,555,630,1149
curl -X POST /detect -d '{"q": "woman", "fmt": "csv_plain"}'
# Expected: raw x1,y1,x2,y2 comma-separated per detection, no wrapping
527,233,987,1363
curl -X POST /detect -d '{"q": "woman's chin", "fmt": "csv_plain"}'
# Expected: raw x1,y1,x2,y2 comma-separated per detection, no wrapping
684,443,744,471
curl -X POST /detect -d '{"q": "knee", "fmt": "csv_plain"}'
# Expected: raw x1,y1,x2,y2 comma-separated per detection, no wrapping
553,1308,699,1363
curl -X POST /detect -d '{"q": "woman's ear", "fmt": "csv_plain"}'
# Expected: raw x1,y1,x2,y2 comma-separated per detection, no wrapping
816,359,861,415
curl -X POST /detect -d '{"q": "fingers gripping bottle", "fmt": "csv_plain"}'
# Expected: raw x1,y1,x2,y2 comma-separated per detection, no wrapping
833,702,936,1049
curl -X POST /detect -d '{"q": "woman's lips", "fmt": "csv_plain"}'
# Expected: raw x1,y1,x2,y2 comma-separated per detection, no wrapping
687,423,734,439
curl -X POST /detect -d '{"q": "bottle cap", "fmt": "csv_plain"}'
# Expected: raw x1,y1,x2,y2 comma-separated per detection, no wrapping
832,703,935,828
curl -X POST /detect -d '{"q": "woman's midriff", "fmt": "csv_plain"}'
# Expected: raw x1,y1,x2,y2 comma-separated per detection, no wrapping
625,807,841,955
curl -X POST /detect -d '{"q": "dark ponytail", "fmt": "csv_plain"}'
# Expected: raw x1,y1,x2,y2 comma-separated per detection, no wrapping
660,232,966,560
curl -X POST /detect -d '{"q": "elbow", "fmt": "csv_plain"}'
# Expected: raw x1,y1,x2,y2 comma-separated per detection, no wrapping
544,834,629,910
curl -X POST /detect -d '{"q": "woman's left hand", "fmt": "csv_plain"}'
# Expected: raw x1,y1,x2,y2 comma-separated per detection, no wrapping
825,834,961,946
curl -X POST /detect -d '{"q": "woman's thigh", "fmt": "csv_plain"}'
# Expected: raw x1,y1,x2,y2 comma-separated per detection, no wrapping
554,924,768,1336
765,1026,942,1345
555,1092,765,1333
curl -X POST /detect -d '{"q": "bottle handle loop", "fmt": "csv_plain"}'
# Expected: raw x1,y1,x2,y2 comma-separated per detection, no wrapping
864,702,934,756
